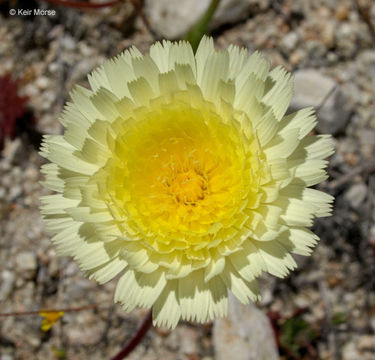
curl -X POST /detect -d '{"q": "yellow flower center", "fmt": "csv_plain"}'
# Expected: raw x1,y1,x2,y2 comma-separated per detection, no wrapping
101,96,253,248
169,168,207,204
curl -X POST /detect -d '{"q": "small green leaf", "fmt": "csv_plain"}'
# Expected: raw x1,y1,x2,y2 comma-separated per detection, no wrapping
279,315,318,357
331,312,347,325
52,347,67,359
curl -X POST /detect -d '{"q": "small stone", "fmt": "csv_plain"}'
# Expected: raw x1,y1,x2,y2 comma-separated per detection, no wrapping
164,329,179,351
294,293,311,308
15,252,37,279
261,288,273,306
358,128,375,158
48,62,59,74
305,40,327,61
321,21,335,48
344,183,368,210
213,294,279,360
370,315,375,333
48,257,60,278
335,3,349,21
24,166,39,182
336,23,357,58
358,50,375,86
289,49,305,66
282,32,299,50
23,83,39,97
27,335,41,348
342,341,362,360
61,36,76,51
2,138,23,165
8,185,22,201
290,69,352,135
34,76,50,90
327,51,338,64
0,270,15,301
0,187,6,201
179,326,198,355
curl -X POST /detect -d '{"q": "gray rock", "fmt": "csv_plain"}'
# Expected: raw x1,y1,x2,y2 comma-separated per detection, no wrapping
344,183,368,210
290,69,352,135
213,294,279,360
0,355,14,360
0,270,15,301
145,0,253,39
15,252,37,279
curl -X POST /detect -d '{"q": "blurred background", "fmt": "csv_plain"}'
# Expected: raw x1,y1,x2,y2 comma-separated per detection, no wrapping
0,0,375,359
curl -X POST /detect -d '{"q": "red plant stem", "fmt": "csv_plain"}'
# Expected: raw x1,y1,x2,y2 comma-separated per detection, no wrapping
111,310,153,360
0,303,101,317
37,0,157,38
38,0,121,9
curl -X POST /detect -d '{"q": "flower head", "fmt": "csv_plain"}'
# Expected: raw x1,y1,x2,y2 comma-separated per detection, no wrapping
40,37,334,329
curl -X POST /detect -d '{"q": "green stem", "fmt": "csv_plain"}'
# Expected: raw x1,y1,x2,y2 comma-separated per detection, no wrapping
184,0,221,52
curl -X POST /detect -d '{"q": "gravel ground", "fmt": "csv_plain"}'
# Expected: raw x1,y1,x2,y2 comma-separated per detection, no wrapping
0,0,375,359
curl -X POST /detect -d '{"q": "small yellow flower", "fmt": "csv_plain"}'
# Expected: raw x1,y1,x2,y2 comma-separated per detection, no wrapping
40,37,333,329
39,311,64,331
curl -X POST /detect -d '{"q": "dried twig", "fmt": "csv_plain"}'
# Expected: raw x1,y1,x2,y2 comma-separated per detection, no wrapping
328,159,375,190
354,0,375,43
0,302,102,317
316,85,337,115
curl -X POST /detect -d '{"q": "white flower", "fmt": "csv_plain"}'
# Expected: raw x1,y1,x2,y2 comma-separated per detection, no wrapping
40,37,334,329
